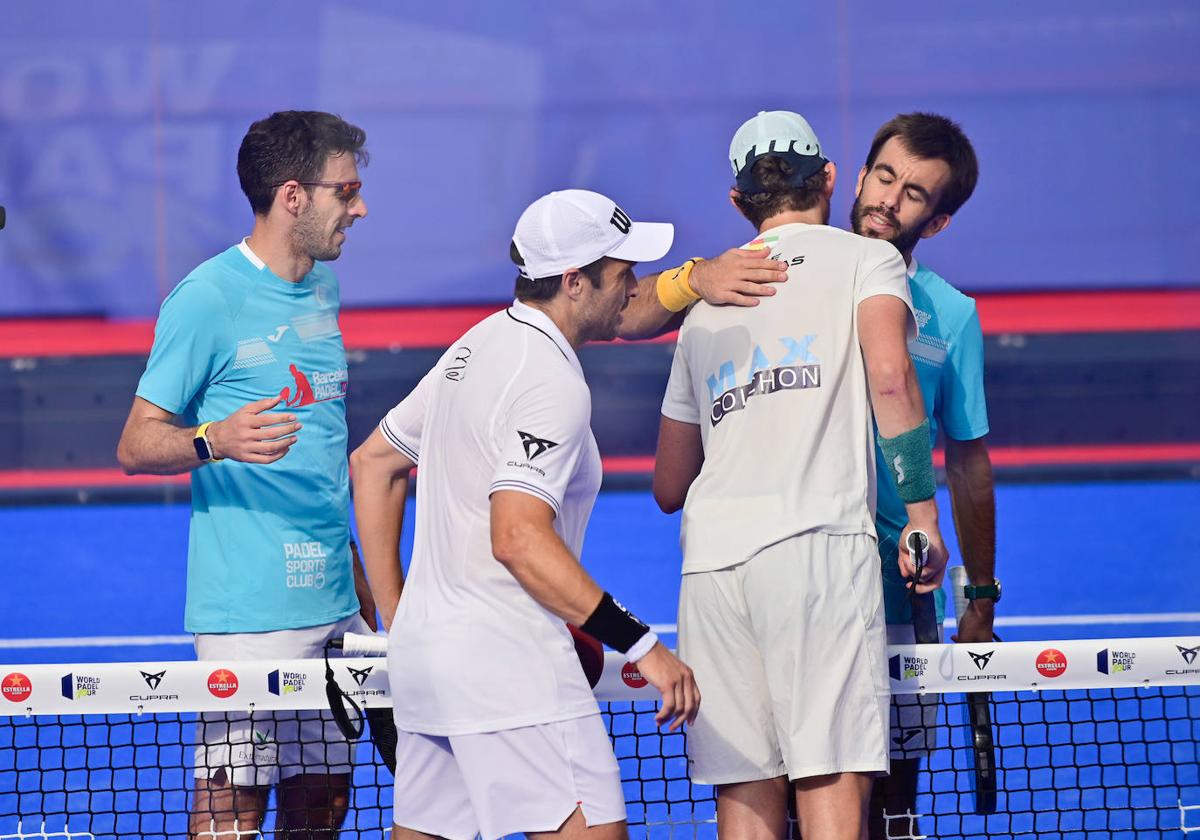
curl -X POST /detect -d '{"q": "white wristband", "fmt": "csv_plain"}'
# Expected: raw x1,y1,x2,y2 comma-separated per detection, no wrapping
625,631,659,664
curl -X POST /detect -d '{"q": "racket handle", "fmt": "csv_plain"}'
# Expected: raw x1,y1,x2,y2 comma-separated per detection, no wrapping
949,565,970,623
341,631,389,656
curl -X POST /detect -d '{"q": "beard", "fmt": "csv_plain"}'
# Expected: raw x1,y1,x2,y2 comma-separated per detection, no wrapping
850,197,925,257
294,204,344,263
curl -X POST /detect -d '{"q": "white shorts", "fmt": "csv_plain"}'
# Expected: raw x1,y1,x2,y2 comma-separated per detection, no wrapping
886,623,944,761
679,532,889,785
391,714,626,840
193,612,370,788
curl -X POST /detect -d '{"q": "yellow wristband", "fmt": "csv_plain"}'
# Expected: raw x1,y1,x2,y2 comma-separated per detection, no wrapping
656,258,704,313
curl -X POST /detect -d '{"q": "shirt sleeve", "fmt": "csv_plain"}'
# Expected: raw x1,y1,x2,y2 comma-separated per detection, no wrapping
490,376,593,516
856,242,918,341
660,338,702,425
135,281,230,415
380,364,440,464
939,306,991,441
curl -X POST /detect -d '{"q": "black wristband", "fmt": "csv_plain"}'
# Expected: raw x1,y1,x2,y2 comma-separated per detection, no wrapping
580,592,650,654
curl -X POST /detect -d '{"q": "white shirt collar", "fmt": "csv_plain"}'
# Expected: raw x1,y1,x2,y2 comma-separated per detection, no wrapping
906,258,919,280
237,237,266,271
506,299,584,378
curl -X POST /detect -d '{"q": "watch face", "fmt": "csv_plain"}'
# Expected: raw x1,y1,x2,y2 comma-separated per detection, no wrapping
193,434,212,462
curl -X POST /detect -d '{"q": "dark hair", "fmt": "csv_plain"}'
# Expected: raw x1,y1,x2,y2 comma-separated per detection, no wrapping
863,112,978,217
732,156,829,229
510,241,605,302
237,111,369,216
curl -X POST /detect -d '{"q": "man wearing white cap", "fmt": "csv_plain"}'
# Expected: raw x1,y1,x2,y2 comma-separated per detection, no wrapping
653,111,949,840
351,189,700,840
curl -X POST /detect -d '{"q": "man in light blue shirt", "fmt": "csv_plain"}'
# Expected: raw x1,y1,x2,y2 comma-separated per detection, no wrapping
117,111,374,836
850,113,997,839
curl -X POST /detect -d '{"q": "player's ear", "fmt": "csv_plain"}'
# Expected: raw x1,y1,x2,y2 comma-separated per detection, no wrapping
921,213,952,240
822,161,837,197
562,267,586,301
855,165,868,198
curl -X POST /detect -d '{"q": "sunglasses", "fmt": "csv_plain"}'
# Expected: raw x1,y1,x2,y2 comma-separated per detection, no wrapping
274,179,363,202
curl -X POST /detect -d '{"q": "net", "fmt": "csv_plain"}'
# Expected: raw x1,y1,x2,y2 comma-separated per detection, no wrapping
2,636,1198,839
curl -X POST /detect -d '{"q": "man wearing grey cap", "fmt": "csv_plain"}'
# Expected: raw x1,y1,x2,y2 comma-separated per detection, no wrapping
653,112,949,839
351,189,699,840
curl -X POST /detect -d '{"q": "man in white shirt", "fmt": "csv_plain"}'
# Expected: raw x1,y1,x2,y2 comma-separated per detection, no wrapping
653,111,949,840
351,189,699,840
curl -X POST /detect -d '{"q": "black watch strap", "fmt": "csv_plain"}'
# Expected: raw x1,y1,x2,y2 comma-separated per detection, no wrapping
964,580,1001,602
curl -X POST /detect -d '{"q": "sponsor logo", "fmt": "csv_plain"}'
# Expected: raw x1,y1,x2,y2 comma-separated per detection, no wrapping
889,654,927,681
893,728,923,749
518,431,559,461
2,673,32,703
267,669,307,696
208,669,239,699
252,729,273,752
745,234,780,251
347,666,373,687
914,309,932,329
284,541,328,590
267,325,289,342
609,206,632,235
130,669,178,703
141,670,166,690
60,673,101,700
705,336,821,427
505,460,546,478
958,649,1008,682
279,363,347,407
1096,648,1136,675
1035,649,1067,678
621,662,648,689
1167,644,1200,676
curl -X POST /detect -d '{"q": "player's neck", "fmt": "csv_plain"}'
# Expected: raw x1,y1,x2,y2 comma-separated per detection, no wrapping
758,208,827,233
521,298,584,349
245,219,314,283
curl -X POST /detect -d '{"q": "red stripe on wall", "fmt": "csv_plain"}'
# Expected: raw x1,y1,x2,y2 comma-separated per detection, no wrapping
1,443,1196,491
1,290,1197,358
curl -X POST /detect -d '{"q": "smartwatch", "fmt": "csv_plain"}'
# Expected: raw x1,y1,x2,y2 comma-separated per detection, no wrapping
193,421,223,463
963,578,1001,603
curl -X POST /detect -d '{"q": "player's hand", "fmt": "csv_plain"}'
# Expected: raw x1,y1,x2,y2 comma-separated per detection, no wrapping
635,643,700,731
898,522,949,594
207,395,302,464
689,247,788,307
952,599,995,643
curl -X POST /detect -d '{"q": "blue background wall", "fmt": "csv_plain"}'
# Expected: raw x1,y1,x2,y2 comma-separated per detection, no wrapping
2,1,1198,316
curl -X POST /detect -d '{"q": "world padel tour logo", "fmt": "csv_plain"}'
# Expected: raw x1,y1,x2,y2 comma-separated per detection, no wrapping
2,673,31,703
1035,649,1068,678
267,670,307,696
889,653,927,681
208,669,239,698
60,673,101,700
621,662,648,689
1096,648,1136,675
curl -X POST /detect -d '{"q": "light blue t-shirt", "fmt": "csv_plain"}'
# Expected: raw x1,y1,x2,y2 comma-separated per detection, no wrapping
875,260,990,625
137,241,358,634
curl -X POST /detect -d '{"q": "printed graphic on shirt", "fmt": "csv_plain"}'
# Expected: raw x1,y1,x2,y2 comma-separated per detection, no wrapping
705,336,821,426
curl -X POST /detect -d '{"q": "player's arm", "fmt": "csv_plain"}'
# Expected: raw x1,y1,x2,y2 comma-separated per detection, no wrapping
490,490,699,729
116,395,301,475
350,427,415,631
858,294,947,592
945,435,996,642
653,417,703,513
618,248,789,340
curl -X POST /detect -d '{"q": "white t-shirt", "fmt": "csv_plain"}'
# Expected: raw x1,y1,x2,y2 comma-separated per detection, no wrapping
661,223,915,575
380,300,603,735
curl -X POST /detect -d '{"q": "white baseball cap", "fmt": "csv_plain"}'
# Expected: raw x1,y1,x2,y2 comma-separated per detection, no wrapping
511,189,674,280
729,110,827,192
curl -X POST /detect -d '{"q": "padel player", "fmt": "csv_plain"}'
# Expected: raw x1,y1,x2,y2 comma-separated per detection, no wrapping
351,189,699,840
851,113,997,839
116,111,376,837
653,111,949,840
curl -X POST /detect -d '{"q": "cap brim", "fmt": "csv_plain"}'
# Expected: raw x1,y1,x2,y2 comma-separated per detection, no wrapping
606,222,674,265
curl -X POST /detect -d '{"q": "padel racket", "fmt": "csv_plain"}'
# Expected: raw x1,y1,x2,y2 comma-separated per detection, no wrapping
906,530,939,645
949,565,998,814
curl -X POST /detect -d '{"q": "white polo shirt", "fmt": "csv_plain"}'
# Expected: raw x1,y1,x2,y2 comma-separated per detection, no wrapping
661,223,915,575
379,300,603,735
